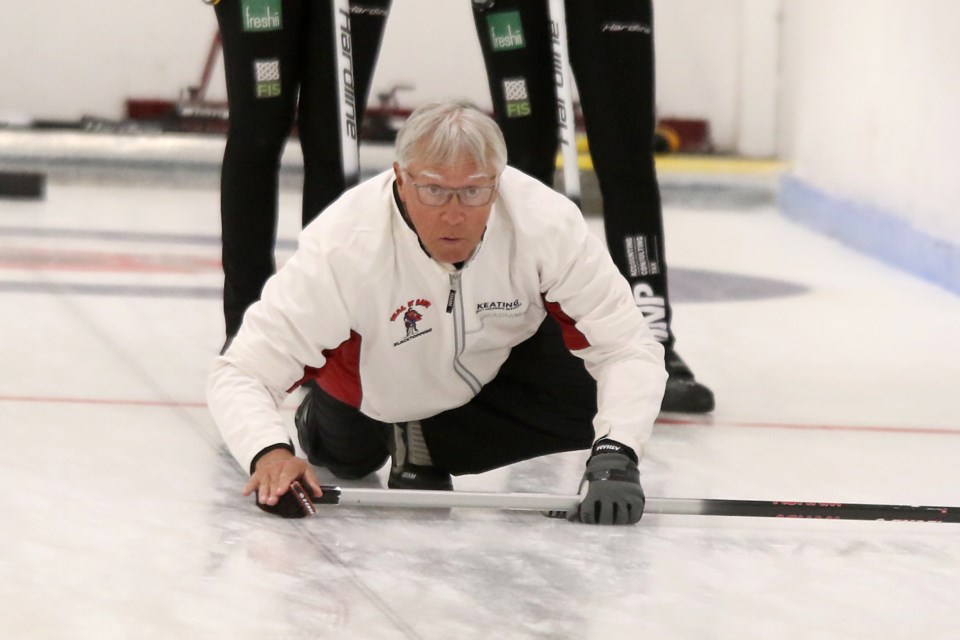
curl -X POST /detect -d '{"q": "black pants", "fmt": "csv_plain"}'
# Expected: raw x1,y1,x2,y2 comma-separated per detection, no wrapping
298,315,597,477
214,0,390,339
472,0,675,347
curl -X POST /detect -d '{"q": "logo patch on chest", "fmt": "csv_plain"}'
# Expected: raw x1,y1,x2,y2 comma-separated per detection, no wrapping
390,298,434,346
475,299,523,315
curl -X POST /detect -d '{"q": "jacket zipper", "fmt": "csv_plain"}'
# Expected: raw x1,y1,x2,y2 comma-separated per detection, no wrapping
448,272,482,394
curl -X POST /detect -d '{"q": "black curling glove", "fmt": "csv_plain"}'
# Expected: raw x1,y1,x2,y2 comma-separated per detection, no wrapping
570,439,645,525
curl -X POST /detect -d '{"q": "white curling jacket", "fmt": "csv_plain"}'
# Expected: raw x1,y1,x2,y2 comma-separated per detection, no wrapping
207,167,667,472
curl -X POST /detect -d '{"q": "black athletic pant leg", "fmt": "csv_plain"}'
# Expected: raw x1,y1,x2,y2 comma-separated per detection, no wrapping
567,0,674,346
471,0,557,185
422,314,597,475
216,1,391,339
298,1,391,226
300,315,596,478
299,385,392,479
472,0,675,347
216,0,307,339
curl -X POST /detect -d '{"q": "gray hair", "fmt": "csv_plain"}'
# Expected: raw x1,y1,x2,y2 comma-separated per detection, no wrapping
395,101,507,175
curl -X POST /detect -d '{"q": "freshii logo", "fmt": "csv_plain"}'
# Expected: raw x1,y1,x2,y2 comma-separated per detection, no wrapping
487,11,526,52
242,0,282,32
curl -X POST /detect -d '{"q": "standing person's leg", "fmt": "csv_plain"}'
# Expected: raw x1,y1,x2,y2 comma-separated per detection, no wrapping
215,0,307,343
471,0,557,185
566,0,713,412
297,0,392,226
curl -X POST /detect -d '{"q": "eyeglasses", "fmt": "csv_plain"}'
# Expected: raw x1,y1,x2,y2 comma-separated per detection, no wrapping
404,172,498,207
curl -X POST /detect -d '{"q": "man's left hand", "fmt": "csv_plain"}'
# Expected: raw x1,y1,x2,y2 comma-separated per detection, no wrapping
570,439,645,525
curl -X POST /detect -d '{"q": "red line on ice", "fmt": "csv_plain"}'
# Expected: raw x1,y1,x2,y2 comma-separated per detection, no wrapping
0,395,954,433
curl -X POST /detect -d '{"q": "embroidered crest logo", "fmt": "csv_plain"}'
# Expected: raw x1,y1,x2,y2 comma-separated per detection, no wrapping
402,308,422,336
390,298,434,346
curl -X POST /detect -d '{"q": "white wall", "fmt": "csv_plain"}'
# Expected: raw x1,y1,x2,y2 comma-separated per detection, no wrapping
778,0,960,244
736,0,780,156
0,0,763,153
0,2,218,123
654,0,740,152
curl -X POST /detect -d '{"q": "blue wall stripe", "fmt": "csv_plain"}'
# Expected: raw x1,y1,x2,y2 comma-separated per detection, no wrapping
779,174,960,296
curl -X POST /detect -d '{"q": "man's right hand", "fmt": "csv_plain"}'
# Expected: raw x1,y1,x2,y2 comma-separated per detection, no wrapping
244,448,323,518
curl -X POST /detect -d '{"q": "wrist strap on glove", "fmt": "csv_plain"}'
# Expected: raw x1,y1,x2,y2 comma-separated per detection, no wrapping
590,438,638,463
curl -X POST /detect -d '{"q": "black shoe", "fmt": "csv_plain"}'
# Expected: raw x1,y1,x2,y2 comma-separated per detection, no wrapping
387,421,453,491
661,348,715,413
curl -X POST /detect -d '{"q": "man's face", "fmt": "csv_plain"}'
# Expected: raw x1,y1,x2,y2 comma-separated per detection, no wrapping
394,157,498,264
